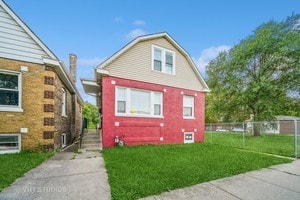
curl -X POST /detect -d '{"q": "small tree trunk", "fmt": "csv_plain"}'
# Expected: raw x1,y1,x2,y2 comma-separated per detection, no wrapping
253,123,261,136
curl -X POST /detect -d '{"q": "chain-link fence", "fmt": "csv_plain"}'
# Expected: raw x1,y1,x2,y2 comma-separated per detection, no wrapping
205,120,300,158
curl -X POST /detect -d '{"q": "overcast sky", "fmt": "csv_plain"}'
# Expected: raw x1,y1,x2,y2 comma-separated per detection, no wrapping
5,0,300,104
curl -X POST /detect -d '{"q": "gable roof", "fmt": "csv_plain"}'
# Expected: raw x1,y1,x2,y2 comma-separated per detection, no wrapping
0,0,83,103
96,32,210,92
0,0,57,62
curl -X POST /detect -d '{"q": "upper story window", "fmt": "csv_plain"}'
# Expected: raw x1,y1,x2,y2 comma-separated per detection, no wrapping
0,70,22,112
62,88,67,116
152,45,175,75
183,95,194,118
154,49,162,71
116,87,163,118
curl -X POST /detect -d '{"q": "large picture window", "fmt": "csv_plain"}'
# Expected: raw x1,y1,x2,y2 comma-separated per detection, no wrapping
130,90,151,114
0,70,22,112
183,95,194,118
116,87,163,117
152,45,175,75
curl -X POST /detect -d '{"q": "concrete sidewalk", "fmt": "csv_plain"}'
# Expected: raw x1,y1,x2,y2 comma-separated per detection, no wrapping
0,151,111,200
142,159,300,200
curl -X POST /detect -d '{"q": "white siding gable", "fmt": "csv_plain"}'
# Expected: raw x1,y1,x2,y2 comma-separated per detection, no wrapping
105,37,205,91
0,2,54,64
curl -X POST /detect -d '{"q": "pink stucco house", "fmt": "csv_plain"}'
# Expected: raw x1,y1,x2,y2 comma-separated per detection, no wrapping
81,32,209,148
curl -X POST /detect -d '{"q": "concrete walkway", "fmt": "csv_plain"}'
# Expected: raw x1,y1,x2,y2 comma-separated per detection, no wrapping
142,159,300,200
0,151,111,200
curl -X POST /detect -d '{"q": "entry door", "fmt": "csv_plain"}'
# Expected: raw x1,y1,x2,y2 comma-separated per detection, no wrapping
184,132,194,143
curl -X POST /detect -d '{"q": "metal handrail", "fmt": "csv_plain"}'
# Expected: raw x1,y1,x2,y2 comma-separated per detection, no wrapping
80,117,87,148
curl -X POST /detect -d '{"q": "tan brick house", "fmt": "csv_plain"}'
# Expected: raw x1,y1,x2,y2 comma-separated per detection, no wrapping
0,0,83,153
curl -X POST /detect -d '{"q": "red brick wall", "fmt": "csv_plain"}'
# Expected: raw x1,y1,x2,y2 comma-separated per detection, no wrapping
102,76,206,148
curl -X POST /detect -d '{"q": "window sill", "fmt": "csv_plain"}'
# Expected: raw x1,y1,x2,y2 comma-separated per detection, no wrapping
183,116,196,120
152,69,175,76
116,113,164,119
0,149,20,154
0,107,23,112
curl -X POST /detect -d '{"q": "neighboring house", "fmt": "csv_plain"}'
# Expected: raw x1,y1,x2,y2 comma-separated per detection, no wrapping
246,116,300,134
0,1,83,154
81,32,210,148
276,116,300,135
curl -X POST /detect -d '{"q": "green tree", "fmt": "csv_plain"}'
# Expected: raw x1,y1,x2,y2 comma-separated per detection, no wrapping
206,14,300,135
82,102,99,129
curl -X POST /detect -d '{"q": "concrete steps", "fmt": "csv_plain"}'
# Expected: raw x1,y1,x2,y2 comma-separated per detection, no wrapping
79,129,102,152
83,135,100,140
82,143,101,149
82,139,101,144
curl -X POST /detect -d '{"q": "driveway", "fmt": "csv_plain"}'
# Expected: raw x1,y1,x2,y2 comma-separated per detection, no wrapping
0,151,111,200
142,159,300,200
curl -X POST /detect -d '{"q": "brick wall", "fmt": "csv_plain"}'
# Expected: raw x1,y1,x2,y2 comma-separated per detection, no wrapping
101,76,206,148
0,58,82,151
53,73,72,149
0,58,55,150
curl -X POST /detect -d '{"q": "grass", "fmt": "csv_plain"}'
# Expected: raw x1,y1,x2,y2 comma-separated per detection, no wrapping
102,143,291,200
0,150,54,192
205,132,299,157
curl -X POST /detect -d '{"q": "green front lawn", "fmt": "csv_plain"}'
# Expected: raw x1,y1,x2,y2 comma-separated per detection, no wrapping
0,151,54,192
205,132,298,157
102,143,291,200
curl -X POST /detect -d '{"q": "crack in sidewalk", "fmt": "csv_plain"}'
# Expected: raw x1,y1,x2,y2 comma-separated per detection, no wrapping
19,170,104,181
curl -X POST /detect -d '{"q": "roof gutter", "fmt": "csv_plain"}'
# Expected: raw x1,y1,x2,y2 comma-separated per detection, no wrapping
80,78,100,95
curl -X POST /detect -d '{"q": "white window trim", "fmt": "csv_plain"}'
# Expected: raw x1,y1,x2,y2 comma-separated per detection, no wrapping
151,45,176,75
115,86,163,118
0,69,23,112
183,95,195,119
0,134,21,154
61,133,67,148
61,88,67,117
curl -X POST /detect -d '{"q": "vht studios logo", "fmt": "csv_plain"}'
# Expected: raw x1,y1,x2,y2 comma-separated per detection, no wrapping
23,186,67,193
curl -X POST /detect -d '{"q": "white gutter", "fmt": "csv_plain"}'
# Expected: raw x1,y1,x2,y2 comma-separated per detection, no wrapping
96,68,109,75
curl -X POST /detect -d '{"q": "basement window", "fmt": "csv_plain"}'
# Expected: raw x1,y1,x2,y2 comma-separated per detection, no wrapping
184,132,194,143
0,134,21,154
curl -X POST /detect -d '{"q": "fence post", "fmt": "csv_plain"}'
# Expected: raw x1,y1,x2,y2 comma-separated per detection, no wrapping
243,122,245,148
295,119,298,159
